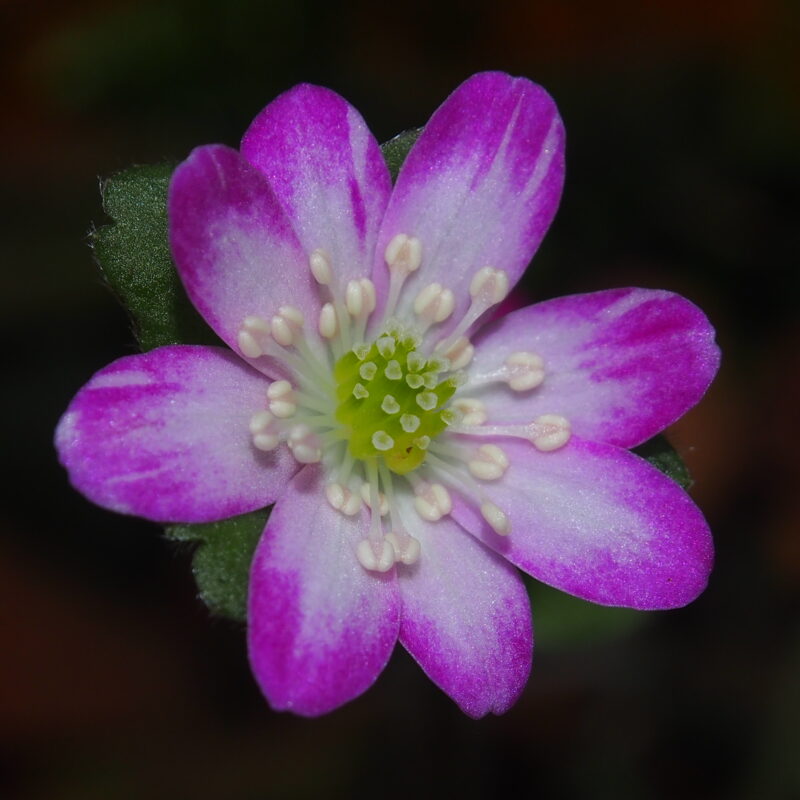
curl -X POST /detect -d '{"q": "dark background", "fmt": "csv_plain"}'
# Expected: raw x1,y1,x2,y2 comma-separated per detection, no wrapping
1,0,798,797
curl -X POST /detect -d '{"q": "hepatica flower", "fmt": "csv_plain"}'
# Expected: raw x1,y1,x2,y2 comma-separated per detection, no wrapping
56,72,719,717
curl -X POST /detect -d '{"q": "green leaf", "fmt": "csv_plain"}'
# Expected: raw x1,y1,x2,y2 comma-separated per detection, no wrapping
380,127,423,183
167,508,270,622
633,434,692,489
91,162,219,351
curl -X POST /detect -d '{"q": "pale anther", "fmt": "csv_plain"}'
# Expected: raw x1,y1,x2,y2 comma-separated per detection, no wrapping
468,444,510,481
385,233,422,274
414,482,452,521
381,395,400,414
237,315,270,358
416,391,438,411
529,414,571,451
385,360,402,380
346,280,364,317
359,361,377,381
318,303,338,339
481,501,511,535
356,539,395,573
400,414,420,433
372,430,395,451
249,410,281,451
286,424,322,464
452,397,487,426
270,307,304,347
309,248,333,285
469,267,510,304
359,278,376,313
267,380,296,418
440,336,474,370
506,351,545,391
413,283,456,323
385,531,421,565
325,483,362,516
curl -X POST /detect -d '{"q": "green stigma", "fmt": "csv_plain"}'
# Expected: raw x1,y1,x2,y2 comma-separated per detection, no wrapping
333,330,457,474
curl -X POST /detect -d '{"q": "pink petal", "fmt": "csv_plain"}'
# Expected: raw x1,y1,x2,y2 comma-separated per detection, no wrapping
396,499,532,717
248,466,400,716
450,437,714,610
242,84,391,286
168,145,322,370
373,71,564,332
55,346,298,522
465,288,720,447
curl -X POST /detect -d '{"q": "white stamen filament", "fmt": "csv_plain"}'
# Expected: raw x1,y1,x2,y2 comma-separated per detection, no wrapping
435,267,509,355
446,414,571,452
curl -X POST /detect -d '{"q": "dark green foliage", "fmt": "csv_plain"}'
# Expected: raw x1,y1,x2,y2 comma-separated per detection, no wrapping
380,128,422,183
91,162,219,351
633,433,692,490
167,508,270,622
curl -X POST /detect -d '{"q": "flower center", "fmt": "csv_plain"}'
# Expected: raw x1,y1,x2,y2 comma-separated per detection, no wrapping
333,327,458,475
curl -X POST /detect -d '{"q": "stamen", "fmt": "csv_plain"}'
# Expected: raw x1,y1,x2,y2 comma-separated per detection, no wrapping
325,482,362,515
359,482,389,516
237,315,271,359
439,336,474,370
385,531,421,565
385,233,422,276
435,267,509,355
270,306,304,347
480,501,511,535
249,409,281,451
468,444,510,481
446,414,572,452
309,249,333,285
345,278,377,319
267,380,297,418
413,481,452,521
413,283,455,326
356,538,395,572
452,397,487,426
286,424,322,463
505,352,545,391
383,233,423,320
318,303,338,339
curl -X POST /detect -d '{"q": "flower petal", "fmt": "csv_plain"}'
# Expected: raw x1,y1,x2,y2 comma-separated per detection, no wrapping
248,466,400,716
55,346,298,522
464,288,720,447
242,84,391,284
373,71,564,330
396,500,532,717
169,144,321,368
449,437,714,609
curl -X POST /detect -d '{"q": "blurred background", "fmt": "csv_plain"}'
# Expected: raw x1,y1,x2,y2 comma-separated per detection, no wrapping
1,0,798,797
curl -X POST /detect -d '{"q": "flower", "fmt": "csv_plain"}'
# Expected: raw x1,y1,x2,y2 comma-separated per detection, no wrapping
55,72,719,718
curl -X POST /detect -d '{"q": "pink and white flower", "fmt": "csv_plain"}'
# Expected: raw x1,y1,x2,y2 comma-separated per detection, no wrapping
55,72,719,717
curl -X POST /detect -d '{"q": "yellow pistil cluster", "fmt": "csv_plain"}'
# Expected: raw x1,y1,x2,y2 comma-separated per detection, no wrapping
333,328,458,475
